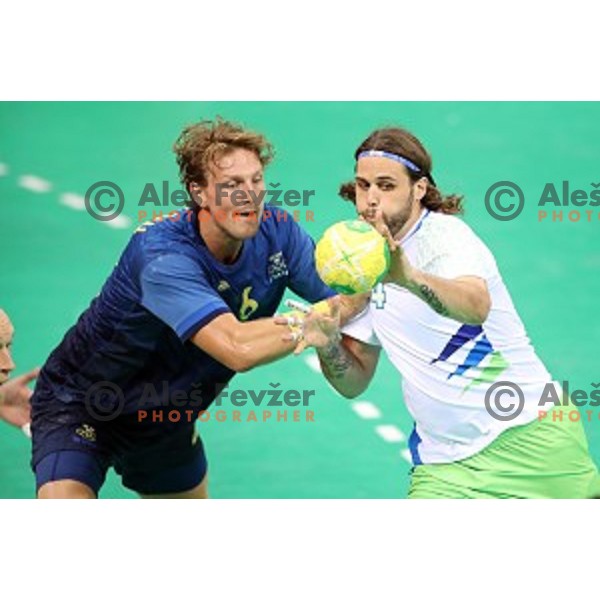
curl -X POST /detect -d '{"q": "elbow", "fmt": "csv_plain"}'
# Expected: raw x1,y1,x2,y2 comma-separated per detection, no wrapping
478,294,492,324
467,296,491,326
330,379,368,400
227,347,254,373
226,334,256,373
229,360,252,374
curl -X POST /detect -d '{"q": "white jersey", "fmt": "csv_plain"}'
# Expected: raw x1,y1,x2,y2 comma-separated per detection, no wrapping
342,209,553,465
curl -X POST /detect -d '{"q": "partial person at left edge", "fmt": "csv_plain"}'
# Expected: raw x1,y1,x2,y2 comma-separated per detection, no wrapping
0,309,39,431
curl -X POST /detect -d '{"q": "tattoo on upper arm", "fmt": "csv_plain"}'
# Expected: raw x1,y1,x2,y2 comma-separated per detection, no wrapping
319,342,353,380
418,284,450,317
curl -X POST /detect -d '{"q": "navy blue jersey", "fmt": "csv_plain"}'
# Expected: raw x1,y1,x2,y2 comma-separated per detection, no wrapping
33,206,334,415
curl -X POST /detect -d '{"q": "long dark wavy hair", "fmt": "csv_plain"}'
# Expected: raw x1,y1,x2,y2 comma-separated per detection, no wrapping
339,127,464,215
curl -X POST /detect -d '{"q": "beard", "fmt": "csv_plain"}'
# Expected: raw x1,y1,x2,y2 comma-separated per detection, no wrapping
385,189,416,238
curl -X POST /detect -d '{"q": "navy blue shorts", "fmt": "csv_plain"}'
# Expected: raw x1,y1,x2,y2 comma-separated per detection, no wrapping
31,398,207,496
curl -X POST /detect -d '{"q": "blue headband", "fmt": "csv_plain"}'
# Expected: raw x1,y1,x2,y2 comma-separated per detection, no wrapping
357,150,422,173
357,149,435,185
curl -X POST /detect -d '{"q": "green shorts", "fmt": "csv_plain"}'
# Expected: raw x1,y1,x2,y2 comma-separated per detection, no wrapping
408,406,600,499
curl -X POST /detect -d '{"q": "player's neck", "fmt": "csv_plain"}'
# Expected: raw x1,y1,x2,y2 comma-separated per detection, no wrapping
197,217,243,264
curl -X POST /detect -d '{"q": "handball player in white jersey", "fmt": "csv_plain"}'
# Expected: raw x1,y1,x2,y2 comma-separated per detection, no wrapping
292,127,598,498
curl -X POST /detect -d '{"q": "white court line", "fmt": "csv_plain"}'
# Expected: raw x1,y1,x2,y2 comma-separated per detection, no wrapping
59,192,86,211
18,174,52,193
105,214,133,229
12,170,133,231
60,193,132,228
0,163,8,176
351,401,381,420
304,353,322,373
304,354,410,464
400,449,413,464
375,424,406,443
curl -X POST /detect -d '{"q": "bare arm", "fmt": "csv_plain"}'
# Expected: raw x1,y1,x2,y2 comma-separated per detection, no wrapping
338,292,370,325
191,313,297,373
0,368,38,428
190,293,369,373
279,296,381,398
317,334,381,399
401,272,491,325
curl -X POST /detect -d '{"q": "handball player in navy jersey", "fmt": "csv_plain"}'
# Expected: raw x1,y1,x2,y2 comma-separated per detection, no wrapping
31,119,356,499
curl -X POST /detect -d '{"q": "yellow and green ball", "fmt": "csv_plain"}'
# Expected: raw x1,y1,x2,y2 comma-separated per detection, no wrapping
315,220,391,294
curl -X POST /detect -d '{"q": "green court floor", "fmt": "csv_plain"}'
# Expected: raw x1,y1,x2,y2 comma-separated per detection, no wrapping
1,102,599,498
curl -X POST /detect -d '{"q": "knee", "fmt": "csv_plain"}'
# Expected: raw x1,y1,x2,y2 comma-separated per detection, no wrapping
37,480,96,499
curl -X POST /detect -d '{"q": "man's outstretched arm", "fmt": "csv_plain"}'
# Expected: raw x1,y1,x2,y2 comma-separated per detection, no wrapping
191,294,369,373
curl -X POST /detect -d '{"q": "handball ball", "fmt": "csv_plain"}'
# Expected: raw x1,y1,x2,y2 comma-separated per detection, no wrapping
315,220,391,294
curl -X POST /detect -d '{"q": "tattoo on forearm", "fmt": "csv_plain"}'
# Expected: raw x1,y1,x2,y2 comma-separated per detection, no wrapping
319,341,353,380
418,284,450,317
